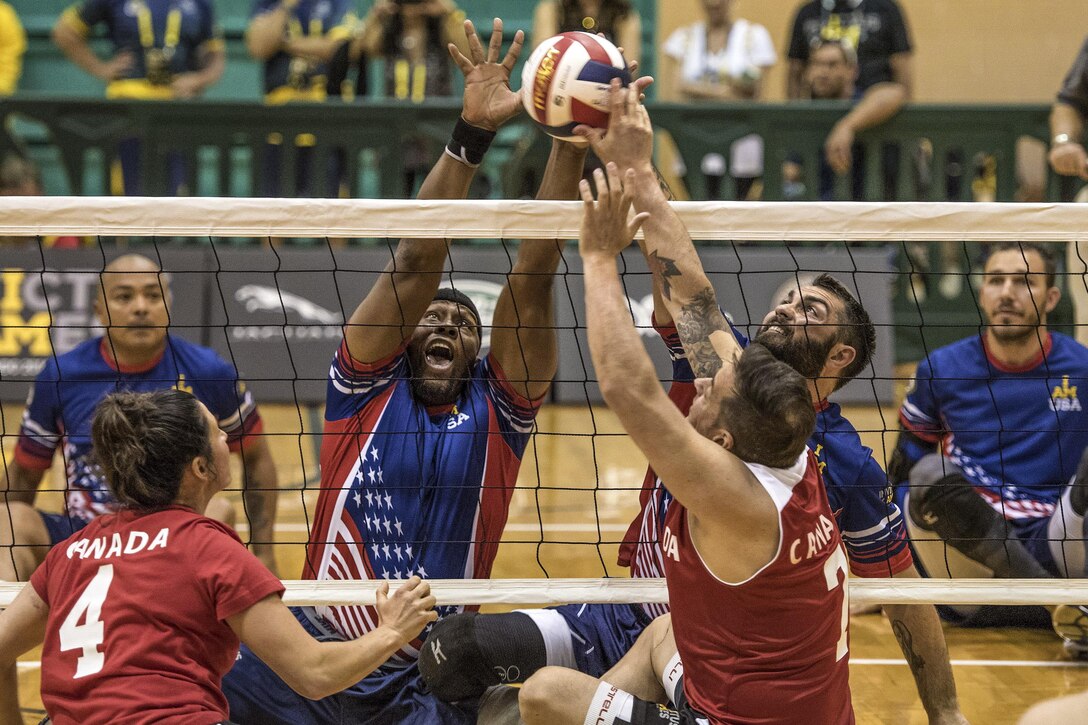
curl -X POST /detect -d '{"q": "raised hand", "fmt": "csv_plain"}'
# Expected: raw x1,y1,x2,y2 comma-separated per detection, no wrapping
574,79,655,172
448,18,525,132
375,576,438,642
579,162,650,260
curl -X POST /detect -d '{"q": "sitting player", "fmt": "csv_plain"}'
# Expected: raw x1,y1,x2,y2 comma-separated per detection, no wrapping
0,390,434,725
891,241,1088,653
520,158,851,724
221,17,607,725
1,253,280,718
421,83,965,725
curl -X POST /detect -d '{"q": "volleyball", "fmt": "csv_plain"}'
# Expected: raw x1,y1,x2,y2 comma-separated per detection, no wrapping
520,31,630,143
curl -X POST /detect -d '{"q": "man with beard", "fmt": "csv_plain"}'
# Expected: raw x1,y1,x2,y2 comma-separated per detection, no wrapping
420,81,966,725
221,19,591,724
893,242,1088,653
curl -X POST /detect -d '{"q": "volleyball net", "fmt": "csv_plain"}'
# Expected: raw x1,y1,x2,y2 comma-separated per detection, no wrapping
3,197,1088,610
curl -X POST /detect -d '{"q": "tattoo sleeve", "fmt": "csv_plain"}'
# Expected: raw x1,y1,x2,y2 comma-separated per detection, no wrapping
675,286,732,378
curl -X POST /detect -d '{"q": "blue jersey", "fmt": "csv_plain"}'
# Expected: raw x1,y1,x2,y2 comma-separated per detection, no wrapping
63,0,221,81
899,332,1088,519
620,321,910,618
15,336,261,523
249,0,353,97
306,341,541,666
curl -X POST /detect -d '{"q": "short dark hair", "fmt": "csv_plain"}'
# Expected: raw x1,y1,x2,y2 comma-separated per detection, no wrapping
720,343,816,469
984,242,1057,288
812,274,876,390
91,390,213,510
810,38,858,66
433,287,482,341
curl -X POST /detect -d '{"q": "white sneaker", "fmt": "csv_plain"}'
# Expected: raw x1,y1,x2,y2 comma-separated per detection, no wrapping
1052,604,1088,660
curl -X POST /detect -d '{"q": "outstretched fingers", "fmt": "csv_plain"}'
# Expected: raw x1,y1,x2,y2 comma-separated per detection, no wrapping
502,29,525,73
486,18,503,63
464,18,486,65
448,41,474,75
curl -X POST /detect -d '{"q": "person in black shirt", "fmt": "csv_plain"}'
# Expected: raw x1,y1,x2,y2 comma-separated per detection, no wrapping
1050,35,1088,181
786,0,912,200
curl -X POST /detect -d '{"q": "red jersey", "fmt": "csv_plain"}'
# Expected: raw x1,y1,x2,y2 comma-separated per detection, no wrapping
662,450,854,725
30,506,285,725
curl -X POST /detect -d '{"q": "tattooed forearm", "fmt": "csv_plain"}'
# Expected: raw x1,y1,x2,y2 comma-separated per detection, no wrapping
675,286,731,378
891,618,929,700
648,250,681,301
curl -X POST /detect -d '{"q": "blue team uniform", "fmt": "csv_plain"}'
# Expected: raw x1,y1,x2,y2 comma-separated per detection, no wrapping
223,339,541,724
553,321,911,676
249,0,353,101
15,336,261,544
897,332,1088,572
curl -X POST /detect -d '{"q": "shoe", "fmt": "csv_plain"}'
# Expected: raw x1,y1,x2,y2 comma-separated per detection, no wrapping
1051,604,1088,659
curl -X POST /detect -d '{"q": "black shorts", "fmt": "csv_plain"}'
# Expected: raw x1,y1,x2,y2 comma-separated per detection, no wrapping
629,675,710,725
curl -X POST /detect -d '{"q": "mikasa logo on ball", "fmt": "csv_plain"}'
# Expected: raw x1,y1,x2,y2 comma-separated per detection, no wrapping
532,47,560,112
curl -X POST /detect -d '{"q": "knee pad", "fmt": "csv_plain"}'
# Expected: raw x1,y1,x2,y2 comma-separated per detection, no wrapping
1070,447,1088,516
418,611,548,702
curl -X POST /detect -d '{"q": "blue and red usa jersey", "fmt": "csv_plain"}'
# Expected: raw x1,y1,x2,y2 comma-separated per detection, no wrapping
899,332,1088,519
620,321,911,618
306,341,541,665
15,336,261,523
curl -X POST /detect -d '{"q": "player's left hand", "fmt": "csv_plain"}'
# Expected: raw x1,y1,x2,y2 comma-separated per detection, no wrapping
825,121,855,175
578,162,649,260
449,18,524,132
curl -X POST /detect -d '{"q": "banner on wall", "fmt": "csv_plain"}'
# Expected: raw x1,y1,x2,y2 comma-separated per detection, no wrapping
0,244,893,406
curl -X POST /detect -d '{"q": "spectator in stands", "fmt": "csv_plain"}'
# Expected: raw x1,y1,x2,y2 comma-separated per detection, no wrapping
660,0,776,200
890,242,1088,656
1049,35,1088,182
357,0,470,196
0,153,84,248
801,38,906,201
0,0,25,95
786,0,912,201
246,0,356,197
532,0,641,65
51,0,225,195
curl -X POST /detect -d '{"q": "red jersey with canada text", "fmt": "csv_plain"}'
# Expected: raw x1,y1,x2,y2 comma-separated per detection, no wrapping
30,507,285,725
662,450,854,725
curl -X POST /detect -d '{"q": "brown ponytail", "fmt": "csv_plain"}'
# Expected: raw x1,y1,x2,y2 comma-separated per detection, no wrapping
91,390,213,510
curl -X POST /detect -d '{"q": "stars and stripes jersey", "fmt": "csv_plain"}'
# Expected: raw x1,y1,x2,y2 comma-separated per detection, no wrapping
306,340,542,663
899,333,1088,519
663,450,854,725
14,336,262,523
620,321,910,618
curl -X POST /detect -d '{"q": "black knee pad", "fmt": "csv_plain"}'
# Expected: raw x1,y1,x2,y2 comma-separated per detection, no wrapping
418,611,548,702
1070,446,1088,516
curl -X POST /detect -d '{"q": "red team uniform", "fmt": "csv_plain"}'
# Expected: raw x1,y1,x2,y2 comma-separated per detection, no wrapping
30,506,284,725
663,450,854,725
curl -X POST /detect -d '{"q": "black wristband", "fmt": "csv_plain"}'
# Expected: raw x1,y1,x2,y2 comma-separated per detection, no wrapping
445,116,496,167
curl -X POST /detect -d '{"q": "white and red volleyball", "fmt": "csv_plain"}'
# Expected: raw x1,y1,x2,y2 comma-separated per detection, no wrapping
521,32,630,143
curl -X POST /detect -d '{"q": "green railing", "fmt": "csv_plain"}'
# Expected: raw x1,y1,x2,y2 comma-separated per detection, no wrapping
0,95,1078,361
0,96,1067,200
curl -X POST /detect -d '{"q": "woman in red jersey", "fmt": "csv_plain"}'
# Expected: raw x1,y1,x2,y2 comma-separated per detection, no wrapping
0,389,436,725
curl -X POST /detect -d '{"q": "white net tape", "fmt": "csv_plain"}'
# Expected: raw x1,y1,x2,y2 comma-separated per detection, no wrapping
2,196,1088,241
5,579,1088,609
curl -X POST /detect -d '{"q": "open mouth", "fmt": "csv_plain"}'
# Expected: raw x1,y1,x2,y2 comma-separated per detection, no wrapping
424,340,455,369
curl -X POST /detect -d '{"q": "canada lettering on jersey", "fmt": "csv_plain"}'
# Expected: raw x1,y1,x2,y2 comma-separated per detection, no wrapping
789,513,836,564
65,527,169,560
662,525,680,562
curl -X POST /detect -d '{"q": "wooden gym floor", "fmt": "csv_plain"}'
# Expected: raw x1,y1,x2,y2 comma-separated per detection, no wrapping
5,401,1088,724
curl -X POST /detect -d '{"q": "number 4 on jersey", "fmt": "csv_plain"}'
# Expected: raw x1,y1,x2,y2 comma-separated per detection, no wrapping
59,563,114,678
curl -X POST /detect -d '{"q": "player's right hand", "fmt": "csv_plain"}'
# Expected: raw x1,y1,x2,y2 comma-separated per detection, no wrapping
574,78,655,173
448,18,525,132
375,576,438,642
